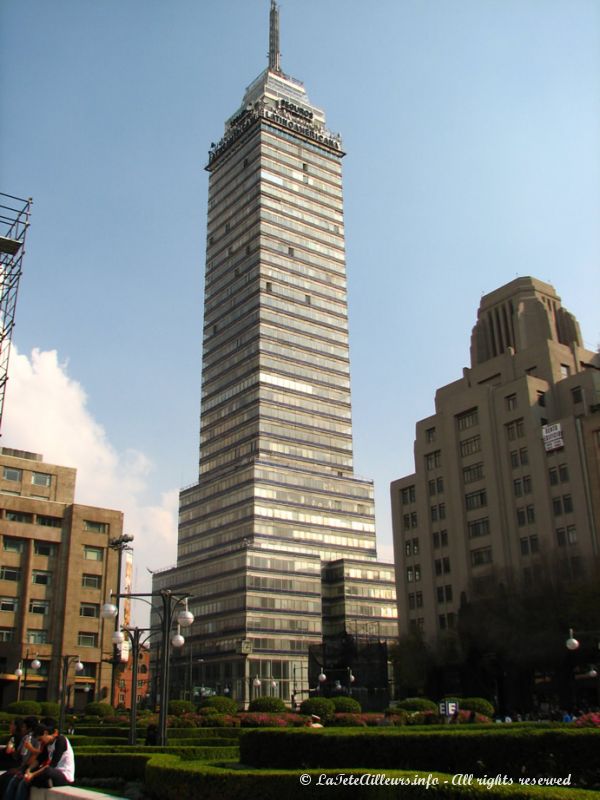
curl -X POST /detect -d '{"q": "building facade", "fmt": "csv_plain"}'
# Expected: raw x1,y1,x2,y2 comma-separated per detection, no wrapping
153,2,396,705
0,448,122,707
391,277,600,641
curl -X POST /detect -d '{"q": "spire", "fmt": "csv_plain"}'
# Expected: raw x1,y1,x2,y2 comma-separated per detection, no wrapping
268,0,281,73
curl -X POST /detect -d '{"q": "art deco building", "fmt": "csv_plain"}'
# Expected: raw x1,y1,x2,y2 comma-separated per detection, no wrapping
0,448,122,707
392,277,600,640
153,2,396,704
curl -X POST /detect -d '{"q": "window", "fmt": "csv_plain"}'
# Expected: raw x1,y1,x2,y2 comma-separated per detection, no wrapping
31,472,51,487
537,391,546,407
437,477,444,493
29,599,49,615
465,490,487,510
78,632,98,648
445,585,453,602
436,586,444,603
401,486,416,505
553,497,563,516
549,467,558,486
406,567,413,583
571,386,583,404
80,603,100,618
36,515,62,528
0,627,14,642
440,530,448,547
404,540,411,557
84,520,109,534
513,479,523,497
432,532,440,549
429,480,436,497
520,536,538,556
425,427,436,443
443,557,450,573
412,538,419,556
26,629,48,644
0,566,20,582
460,436,481,457
506,418,525,441
523,475,532,494
408,593,415,610
425,451,441,470
84,546,103,562
506,394,517,411
463,462,484,483
563,494,573,513
526,505,535,524
34,542,56,557
468,517,489,538
560,364,571,378
32,570,52,586
436,557,451,575
471,547,492,567
517,507,526,526
2,537,23,553
5,511,33,524
403,514,410,530
457,408,479,431
416,592,423,608
559,464,569,482
414,565,421,581
567,525,577,544
2,467,22,482
431,505,438,522
0,597,18,612
510,450,519,469
519,448,528,465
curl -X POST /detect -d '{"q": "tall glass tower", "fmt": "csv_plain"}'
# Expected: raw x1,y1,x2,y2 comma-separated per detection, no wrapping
154,2,397,705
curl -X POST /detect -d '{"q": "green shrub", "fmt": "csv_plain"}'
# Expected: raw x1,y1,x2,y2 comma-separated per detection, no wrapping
331,696,361,713
168,714,197,727
198,695,238,714
6,700,42,716
167,700,195,716
39,701,60,718
460,697,495,717
396,697,437,712
247,696,287,713
85,702,114,718
299,697,334,719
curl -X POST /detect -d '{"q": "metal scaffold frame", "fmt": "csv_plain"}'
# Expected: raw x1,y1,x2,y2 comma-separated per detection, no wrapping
0,192,32,434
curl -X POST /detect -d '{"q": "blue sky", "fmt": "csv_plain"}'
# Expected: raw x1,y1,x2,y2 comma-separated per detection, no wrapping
1,0,599,591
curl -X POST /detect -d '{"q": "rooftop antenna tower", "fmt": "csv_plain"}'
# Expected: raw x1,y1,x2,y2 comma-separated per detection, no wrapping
0,192,32,434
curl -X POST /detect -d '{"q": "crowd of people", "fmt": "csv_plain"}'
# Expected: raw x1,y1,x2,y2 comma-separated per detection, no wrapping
0,716,74,800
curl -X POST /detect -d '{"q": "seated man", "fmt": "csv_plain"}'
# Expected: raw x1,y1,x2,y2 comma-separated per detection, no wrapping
4,720,74,800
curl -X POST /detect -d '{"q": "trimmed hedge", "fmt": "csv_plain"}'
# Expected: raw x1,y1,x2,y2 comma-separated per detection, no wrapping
168,700,196,715
141,757,593,800
6,700,42,715
239,727,600,787
85,702,114,718
248,696,287,713
299,697,334,718
199,695,238,714
395,697,438,712
331,696,361,713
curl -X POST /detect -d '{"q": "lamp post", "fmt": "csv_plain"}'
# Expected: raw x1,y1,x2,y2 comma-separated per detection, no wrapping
318,669,327,695
14,650,42,703
101,589,193,746
347,667,355,696
59,656,84,733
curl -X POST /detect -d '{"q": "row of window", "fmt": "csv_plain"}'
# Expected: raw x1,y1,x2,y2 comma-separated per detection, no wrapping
431,503,446,521
0,567,51,584
3,468,51,486
432,530,448,549
2,512,61,528
404,538,419,557
553,494,574,515
510,448,529,468
401,485,416,505
549,464,569,485
425,451,442,471
3,538,56,556
429,477,444,495
513,476,532,497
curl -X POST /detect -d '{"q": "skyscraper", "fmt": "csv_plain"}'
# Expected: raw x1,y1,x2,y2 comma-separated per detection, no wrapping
153,2,396,705
391,277,600,642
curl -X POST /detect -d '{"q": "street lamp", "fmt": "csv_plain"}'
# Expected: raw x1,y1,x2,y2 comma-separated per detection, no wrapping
566,629,580,651
59,656,84,733
107,534,134,704
252,675,261,699
101,589,193,745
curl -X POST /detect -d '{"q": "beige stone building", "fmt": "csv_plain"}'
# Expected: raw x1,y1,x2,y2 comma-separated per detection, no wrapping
0,448,122,708
391,277,600,641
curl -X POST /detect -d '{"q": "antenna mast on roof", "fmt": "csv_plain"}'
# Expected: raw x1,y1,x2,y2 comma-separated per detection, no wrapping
268,0,281,73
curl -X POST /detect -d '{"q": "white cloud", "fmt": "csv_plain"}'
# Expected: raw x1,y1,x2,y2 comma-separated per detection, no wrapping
3,346,178,609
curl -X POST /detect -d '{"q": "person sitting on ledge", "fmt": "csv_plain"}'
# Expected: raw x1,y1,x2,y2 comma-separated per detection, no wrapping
3,720,74,800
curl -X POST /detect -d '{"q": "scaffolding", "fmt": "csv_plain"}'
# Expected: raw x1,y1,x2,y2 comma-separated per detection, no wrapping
0,192,32,434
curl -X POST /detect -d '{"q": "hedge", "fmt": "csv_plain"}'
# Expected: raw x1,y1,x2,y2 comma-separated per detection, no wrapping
141,758,595,800
247,696,287,713
239,728,600,788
